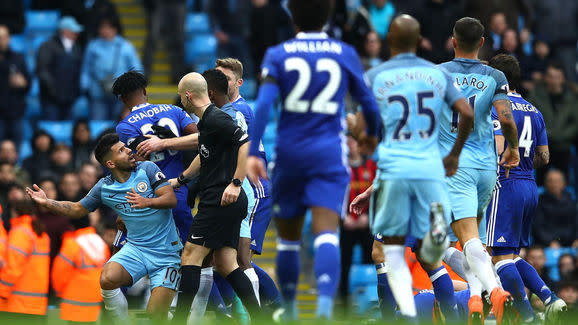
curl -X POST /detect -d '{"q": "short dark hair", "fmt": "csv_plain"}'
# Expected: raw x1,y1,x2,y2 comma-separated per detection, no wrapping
112,70,147,98
489,54,521,91
546,61,566,76
288,0,332,32
453,17,484,52
94,133,120,165
202,69,229,96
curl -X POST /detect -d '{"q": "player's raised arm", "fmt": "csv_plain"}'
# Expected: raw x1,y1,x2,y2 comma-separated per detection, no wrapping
26,184,90,219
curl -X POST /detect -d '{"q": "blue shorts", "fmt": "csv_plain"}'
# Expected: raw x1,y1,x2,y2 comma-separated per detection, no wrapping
272,164,349,219
240,180,255,239
370,178,451,240
172,188,193,244
250,179,273,254
108,242,181,290
486,179,538,250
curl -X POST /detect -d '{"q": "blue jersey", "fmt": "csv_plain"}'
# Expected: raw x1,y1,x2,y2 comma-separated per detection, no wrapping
414,288,470,321
365,53,463,180
250,32,380,172
492,92,548,182
80,161,182,252
117,103,197,180
438,58,509,171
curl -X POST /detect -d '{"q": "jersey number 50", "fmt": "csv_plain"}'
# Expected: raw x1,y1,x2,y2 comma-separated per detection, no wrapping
284,57,341,115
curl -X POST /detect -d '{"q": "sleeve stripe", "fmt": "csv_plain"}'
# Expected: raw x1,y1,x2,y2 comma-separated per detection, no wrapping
57,253,75,266
9,245,29,257
151,179,168,190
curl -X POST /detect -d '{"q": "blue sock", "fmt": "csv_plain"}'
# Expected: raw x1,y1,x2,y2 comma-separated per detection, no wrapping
213,271,235,307
427,265,459,323
515,257,554,305
376,267,396,320
497,260,534,322
208,282,231,315
313,232,340,319
276,239,301,319
252,262,282,309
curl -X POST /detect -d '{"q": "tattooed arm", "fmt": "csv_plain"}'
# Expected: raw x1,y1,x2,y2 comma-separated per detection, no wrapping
494,99,520,175
533,145,550,169
26,184,90,218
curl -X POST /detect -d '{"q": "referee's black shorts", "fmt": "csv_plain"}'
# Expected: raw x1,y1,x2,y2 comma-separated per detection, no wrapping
187,189,248,249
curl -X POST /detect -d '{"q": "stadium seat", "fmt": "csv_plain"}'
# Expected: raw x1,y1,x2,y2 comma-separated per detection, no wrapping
37,120,74,145
19,140,32,162
185,13,211,35
352,284,379,314
26,96,42,119
240,78,257,100
24,10,60,34
71,96,90,120
10,34,27,54
28,78,39,97
89,120,116,139
22,120,33,141
349,264,377,294
184,34,217,64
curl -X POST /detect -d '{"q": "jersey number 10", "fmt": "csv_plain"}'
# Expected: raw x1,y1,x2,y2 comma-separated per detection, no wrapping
451,95,476,132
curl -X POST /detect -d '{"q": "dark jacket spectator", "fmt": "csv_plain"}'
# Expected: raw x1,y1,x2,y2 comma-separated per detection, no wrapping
49,144,74,181
36,178,72,260
415,0,463,64
71,120,94,170
0,161,17,229
464,0,533,34
519,39,551,92
533,169,578,248
0,140,29,186
23,131,55,184
0,1,25,35
36,17,84,120
342,5,374,55
0,25,30,146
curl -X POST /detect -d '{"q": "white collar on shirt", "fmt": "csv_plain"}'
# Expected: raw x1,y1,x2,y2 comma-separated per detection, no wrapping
296,32,328,39
131,103,151,111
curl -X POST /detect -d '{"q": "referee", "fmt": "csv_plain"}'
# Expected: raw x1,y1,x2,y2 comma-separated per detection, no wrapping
170,73,260,323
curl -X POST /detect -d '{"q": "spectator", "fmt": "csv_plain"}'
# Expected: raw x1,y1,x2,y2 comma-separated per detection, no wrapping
526,246,556,289
339,136,375,306
0,140,29,185
58,171,82,202
342,5,373,54
142,0,186,83
559,254,578,282
37,16,84,121
78,163,100,196
49,144,74,180
415,0,463,64
22,131,55,184
496,29,522,59
479,12,507,60
71,120,94,170
557,281,578,310
520,39,551,92
36,177,72,261
360,31,383,71
528,62,578,181
464,0,533,36
533,169,578,248
0,161,16,228
80,18,142,120
0,185,50,320
83,0,122,42
209,0,255,79
0,1,25,35
533,0,578,81
0,25,30,146
368,0,396,40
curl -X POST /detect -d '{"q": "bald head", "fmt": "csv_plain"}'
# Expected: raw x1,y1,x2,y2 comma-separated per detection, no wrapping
178,72,210,114
387,15,421,53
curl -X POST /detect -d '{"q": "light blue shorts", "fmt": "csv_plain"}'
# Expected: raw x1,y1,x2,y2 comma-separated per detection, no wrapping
240,179,255,239
445,167,496,242
108,242,181,290
369,178,451,240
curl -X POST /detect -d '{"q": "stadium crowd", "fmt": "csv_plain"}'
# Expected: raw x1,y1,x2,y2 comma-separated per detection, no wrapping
0,0,577,323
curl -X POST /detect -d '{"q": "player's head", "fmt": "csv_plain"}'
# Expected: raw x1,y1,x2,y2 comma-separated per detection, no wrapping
202,69,229,105
178,72,210,114
94,133,135,171
112,70,148,105
452,17,485,53
387,14,421,54
216,58,243,100
288,0,332,32
489,54,520,92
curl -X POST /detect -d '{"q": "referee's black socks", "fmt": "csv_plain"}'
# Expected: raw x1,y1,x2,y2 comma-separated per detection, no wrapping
174,265,201,323
226,267,262,320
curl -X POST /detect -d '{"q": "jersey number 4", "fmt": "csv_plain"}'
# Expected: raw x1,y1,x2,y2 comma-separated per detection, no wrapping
388,91,435,140
284,57,341,115
519,115,533,157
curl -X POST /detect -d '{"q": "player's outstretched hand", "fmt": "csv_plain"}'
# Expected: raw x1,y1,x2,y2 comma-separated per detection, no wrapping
221,183,241,206
26,184,48,206
350,185,373,215
125,188,150,209
443,154,459,177
137,134,164,158
500,146,520,178
247,156,267,184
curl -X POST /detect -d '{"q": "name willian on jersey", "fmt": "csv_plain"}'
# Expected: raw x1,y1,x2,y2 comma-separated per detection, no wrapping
283,40,342,54
127,104,176,124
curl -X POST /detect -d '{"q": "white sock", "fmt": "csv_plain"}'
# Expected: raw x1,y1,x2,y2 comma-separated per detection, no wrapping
382,245,417,317
463,238,499,293
188,267,214,325
244,267,261,306
101,288,129,324
463,257,483,297
443,247,467,279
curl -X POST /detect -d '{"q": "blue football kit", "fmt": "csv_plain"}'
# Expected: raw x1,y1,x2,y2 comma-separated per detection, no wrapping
486,92,548,252
80,161,182,290
117,103,197,244
366,53,462,239
438,58,509,243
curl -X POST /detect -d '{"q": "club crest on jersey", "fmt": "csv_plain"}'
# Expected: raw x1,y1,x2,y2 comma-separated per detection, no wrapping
200,144,209,158
136,181,148,193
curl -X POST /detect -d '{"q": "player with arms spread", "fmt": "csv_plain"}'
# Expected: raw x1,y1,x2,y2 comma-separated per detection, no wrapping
26,133,182,324
437,17,521,325
246,0,381,319
486,54,567,323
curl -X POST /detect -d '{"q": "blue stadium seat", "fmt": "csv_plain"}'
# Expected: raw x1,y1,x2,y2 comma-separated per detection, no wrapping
28,78,39,97
89,120,116,139
185,13,211,35
26,96,42,119
10,34,27,54
240,78,257,100
352,284,379,314
71,96,90,120
349,264,377,294
185,34,217,64
37,120,74,145
22,120,34,141
25,10,60,34
19,141,32,162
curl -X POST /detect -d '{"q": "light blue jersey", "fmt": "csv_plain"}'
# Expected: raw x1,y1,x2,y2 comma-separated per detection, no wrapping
438,58,509,170
365,53,463,181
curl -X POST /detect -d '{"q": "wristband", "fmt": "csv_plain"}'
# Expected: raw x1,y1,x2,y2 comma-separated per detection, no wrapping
177,174,189,185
